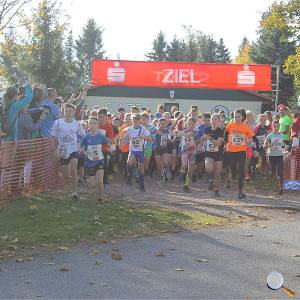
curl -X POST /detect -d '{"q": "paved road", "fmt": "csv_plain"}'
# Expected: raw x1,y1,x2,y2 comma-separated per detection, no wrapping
1,216,300,299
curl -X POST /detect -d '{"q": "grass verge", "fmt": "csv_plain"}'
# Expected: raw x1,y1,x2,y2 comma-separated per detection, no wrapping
0,192,225,256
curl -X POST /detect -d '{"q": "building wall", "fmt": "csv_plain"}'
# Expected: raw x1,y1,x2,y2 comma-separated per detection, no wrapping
85,96,263,117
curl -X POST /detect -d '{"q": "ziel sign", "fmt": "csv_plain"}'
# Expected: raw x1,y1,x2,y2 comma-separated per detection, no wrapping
92,60,272,91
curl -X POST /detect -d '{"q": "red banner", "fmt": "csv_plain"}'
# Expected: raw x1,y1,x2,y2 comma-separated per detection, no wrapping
91,59,272,91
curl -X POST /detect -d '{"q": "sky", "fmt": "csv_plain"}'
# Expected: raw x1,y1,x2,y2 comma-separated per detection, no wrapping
57,0,276,60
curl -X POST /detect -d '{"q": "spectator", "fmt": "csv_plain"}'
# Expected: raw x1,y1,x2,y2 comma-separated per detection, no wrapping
1,81,33,141
278,105,293,145
29,87,44,109
39,88,60,138
291,107,300,148
118,107,125,122
18,105,47,140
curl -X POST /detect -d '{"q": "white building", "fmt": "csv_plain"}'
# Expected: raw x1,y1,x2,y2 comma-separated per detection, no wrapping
86,86,273,116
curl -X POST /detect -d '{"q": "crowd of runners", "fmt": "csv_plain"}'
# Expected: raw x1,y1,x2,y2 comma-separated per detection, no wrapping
1,80,300,206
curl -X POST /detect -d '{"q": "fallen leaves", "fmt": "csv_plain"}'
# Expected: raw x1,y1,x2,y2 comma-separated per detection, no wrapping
16,258,24,263
245,234,254,238
175,268,184,271
111,251,122,260
94,260,103,266
193,258,208,263
154,251,165,257
58,246,69,251
293,254,300,258
89,249,100,256
29,205,38,210
58,266,70,272
284,210,296,214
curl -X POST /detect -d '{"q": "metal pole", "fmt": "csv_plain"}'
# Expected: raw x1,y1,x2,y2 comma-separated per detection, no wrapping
275,65,280,112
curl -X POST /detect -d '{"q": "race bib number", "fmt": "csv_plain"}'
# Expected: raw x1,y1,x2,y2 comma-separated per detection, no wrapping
132,137,141,148
257,135,265,148
197,143,206,152
160,134,168,147
231,132,246,146
120,134,130,146
183,136,195,146
87,144,103,161
271,138,283,151
206,139,219,152
58,144,71,159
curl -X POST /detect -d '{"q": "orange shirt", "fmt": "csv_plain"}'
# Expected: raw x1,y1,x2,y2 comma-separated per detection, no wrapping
225,122,254,152
118,124,130,153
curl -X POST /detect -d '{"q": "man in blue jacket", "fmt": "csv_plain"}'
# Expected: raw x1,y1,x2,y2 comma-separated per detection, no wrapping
40,88,60,138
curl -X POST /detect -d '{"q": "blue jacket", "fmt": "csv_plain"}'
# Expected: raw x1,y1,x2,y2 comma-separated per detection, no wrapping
39,99,60,138
5,85,33,141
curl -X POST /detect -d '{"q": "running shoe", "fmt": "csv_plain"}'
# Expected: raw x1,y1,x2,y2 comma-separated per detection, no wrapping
140,184,146,193
97,198,103,206
208,180,214,191
183,185,191,193
238,192,246,199
71,193,80,202
278,188,283,195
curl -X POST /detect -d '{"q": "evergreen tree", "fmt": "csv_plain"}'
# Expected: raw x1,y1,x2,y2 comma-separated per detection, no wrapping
23,0,68,92
166,36,185,61
235,37,252,64
198,34,218,63
183,26,200,62
215,38,231,63
65,30,74,65
146,30,168,61
75,18,105,64
65,30,80,92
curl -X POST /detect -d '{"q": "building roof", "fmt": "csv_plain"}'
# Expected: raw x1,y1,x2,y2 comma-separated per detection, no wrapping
87,86,273,103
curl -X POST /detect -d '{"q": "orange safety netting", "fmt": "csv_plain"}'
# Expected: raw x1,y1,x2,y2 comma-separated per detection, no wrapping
0,138,59,203
283,149,300,181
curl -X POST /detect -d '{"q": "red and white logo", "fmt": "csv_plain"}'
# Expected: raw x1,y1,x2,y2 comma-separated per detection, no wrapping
107,61,126,82
237,65,256,85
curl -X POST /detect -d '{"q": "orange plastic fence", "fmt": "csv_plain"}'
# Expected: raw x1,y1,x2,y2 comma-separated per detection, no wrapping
283,149,300,181
0,138,59,203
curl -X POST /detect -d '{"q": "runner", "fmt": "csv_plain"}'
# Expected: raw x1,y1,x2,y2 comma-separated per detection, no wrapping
225,109,254,199
80,117,110,206
51,103,86,201
264,120,287,195
154,118,171,183
97,108,115,183
202,113,224,196
178,117,198,192
253,114,269,176
125,113,151,192
118,113,132,176
195,113,211,180
141,112,155,175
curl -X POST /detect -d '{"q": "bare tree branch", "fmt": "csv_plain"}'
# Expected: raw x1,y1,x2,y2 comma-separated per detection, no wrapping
0,0,31,32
